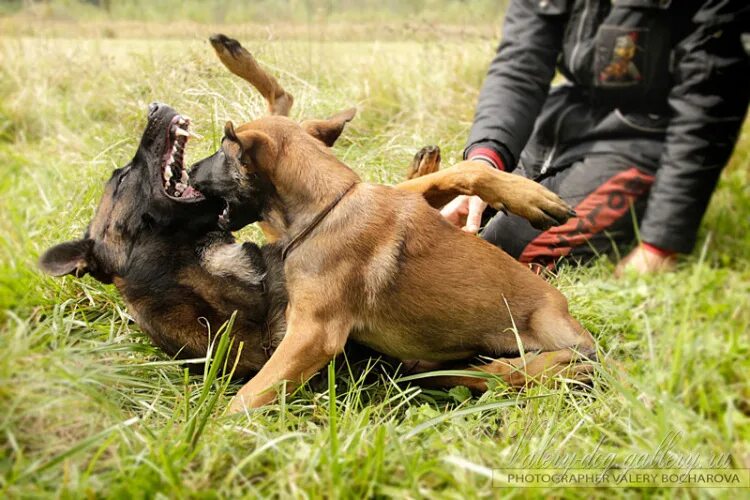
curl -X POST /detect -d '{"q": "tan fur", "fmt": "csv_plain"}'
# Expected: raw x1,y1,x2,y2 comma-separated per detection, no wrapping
201,242,265,286
258,221,282,243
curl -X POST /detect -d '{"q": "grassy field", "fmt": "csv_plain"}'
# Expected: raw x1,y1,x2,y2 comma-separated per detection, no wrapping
1,16,750,499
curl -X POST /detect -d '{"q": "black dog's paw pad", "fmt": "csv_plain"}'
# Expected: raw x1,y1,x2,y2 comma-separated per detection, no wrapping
209,34,243,57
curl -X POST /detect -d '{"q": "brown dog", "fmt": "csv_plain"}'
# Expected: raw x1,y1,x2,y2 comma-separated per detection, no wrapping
190,35,597,412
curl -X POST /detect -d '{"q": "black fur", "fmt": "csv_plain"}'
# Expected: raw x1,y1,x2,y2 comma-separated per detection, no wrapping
40,104,288,377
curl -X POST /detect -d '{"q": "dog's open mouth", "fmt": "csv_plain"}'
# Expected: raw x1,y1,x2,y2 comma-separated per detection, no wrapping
162,115,203,201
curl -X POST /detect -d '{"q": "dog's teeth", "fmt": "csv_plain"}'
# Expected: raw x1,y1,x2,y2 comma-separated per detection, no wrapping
163,166,173,181
175,182,186,194
181,170,189,184
175,128,190,137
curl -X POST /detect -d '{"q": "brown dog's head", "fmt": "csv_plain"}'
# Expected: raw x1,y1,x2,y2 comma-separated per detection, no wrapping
188,108,357,231
39,103,224,283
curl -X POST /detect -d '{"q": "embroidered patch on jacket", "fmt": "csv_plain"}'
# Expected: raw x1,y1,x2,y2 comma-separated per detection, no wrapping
594,27,647,87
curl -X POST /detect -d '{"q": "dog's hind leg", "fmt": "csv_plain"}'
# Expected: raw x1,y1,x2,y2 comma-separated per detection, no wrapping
477,349,596,389
407,348,596,393
485,303,597,390
406,304,597,392
209,34,293,116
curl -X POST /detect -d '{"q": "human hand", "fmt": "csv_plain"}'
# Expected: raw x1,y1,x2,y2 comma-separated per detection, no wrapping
440,195,488,234
615,243,676,277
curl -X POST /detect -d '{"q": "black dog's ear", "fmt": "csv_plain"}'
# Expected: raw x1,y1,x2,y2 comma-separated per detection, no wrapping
301,107,356,147
39,239,92,277
224,121,238,142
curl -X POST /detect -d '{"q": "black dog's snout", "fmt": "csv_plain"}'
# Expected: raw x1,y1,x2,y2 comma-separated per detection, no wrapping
148,102,161,117
189,163,203,187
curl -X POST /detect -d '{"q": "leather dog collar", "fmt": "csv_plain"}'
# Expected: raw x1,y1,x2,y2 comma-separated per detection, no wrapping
281,181,358,261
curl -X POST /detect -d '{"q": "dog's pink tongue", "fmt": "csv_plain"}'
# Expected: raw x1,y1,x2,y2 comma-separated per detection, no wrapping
182,186,201,198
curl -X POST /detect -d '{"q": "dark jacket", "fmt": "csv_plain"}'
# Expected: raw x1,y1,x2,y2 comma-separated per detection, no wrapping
467,0,750,253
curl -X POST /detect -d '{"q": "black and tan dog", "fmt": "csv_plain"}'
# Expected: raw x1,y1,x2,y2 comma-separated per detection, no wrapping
188,35,596,413
39,104,282,376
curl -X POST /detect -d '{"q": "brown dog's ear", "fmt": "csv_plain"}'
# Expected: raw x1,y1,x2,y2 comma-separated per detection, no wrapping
235,129,277,167
39,239,92,277
224,121,238,142
301,107,357,147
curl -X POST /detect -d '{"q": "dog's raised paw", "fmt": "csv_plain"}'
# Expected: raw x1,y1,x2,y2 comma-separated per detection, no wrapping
209,34,244,58
407,145,441,179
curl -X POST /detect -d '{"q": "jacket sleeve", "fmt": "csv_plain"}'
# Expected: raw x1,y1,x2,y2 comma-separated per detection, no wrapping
639,1,750,253
465,0,567,170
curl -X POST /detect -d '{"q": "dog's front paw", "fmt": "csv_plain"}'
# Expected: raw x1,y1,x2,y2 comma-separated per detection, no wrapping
501,176,576,231
227,395,249,415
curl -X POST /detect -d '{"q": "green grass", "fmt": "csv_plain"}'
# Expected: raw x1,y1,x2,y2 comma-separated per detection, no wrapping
0,0,505,41
1,27,749,498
